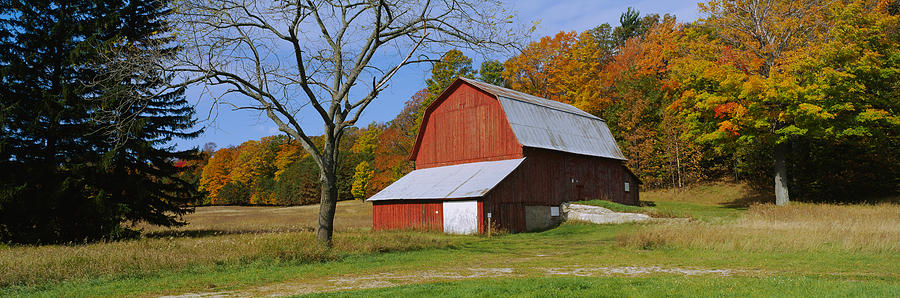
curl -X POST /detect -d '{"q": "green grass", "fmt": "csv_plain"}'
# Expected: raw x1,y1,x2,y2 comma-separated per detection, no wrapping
576,195,745,222
574,199,646,213
6,220,897,297
3,182,898,297
305,275,900,298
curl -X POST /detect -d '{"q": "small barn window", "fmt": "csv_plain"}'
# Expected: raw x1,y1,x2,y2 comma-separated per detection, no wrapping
550,206,560,217
624,182,630,192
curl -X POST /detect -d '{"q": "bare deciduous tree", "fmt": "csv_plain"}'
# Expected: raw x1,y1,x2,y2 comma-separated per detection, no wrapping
171,0,520,245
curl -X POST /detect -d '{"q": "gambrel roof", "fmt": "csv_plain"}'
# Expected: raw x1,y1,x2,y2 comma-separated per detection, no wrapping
411,78,626,161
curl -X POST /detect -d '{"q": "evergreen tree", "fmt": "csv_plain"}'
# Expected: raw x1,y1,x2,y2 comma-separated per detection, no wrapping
478,60,506,87
412,49,476,133
0,0,199,243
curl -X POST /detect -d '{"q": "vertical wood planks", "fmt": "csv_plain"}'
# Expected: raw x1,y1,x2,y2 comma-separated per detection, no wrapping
415,84,523,169
372,200,443,231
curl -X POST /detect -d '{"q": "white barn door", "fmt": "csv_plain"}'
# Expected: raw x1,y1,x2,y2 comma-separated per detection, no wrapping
443,200,478,234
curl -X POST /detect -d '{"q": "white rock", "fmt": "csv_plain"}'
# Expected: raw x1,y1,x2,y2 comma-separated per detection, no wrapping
564,203,651,224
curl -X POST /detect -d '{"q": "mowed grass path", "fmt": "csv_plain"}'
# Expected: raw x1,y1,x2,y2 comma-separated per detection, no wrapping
2,184,899,297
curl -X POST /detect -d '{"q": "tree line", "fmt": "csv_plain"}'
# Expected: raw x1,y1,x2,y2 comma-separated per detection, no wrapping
187,51,506,205
195,0,897,207
1,0,517,245
499,0,898,203
2,0,896,244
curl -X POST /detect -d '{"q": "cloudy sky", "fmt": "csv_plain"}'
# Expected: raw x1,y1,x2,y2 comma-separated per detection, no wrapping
176,0,702,151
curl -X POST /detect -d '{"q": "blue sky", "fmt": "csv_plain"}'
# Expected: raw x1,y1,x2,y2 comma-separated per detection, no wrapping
175,0,702,151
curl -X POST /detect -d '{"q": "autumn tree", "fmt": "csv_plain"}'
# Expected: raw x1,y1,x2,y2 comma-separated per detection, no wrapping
350,123,382,198
199,132,368,205
199,146,238,204
698,0,831,205
502,31,580,100
177,142,218,205
771,0,899,199
503,10,673,113
502,29,612,107
351,161,374,198
174,0,519,245
371,90,427,193
600,19,706,189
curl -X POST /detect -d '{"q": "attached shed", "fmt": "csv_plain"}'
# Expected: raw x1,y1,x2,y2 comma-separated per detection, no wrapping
368,78,641,234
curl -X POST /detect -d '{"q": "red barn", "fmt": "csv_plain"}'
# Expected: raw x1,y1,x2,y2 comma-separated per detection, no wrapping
367,78,640,234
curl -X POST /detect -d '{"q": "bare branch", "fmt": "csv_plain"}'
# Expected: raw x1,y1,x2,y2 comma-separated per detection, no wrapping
171,0,524,245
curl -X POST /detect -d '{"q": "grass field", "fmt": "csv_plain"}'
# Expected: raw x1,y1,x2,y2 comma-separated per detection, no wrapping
2,183,898,297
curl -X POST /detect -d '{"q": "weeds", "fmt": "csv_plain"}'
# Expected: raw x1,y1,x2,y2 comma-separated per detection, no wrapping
619,203,900,252
0,200,461,288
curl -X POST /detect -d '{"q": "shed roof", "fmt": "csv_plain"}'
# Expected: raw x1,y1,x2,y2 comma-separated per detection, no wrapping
366,158,524,201
459,78,626,161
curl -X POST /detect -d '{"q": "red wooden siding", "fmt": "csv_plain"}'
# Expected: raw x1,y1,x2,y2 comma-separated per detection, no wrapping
413,83,523,169
482,148,639,233
477,200,484,234
485,202,526,233
379,79,641,235
372,200,443,231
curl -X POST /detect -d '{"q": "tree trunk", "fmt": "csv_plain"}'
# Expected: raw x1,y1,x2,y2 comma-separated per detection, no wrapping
774,143,790,206
316,155,338,247
676,141,682,189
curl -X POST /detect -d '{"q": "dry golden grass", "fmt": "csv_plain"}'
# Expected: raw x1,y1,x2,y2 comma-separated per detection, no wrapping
0,230,458,287
0,200,462,287
620,203,900,252
641,181,757,206
140,199,373,235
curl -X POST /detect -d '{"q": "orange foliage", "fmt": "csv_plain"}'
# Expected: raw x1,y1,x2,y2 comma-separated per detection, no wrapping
714,102,746,119
370,89,424,193
199,147,238,204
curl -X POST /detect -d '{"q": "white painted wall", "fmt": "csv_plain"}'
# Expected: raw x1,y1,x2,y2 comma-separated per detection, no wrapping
443,200,478,234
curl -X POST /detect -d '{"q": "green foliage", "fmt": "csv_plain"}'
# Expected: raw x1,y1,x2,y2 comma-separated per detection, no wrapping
273,156,321,205
0,0,199,244
217,182,252,205
671,0,900,201
413,49,477,134
615,7,643,42
478,60,506,87
275,157,319,205
500,2,896,201
425,49,476,96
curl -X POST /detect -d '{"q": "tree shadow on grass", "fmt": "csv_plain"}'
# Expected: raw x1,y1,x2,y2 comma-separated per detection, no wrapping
143,226,316,239
721,187,771,208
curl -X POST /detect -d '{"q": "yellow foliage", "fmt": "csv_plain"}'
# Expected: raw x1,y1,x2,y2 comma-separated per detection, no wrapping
351,161,374,199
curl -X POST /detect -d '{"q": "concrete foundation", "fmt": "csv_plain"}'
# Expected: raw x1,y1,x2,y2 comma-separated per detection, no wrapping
525,205,565,232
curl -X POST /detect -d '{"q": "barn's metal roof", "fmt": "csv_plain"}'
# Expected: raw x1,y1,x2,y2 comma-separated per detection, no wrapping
460,78,599,119
366,158,525,201
460,78,627,161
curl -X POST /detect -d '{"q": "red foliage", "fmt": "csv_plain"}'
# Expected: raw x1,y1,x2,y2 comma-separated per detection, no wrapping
714,102,742,119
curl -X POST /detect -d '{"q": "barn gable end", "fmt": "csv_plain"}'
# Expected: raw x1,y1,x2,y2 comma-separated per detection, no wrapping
411,82,523,169
377,78,640,235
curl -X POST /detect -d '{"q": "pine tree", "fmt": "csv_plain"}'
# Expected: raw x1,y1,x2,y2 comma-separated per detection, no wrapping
0,0,199,243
